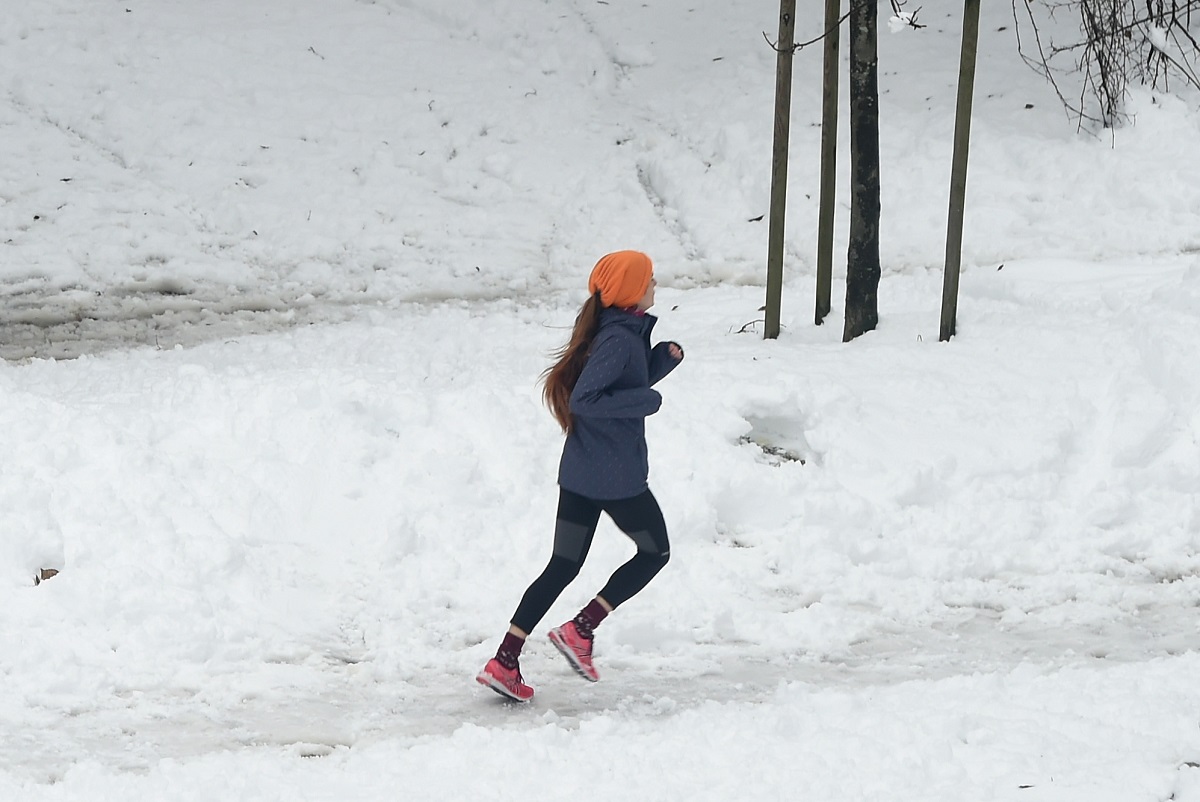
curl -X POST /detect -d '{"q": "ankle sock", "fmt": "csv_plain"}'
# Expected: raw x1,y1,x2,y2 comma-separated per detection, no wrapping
573,599,609,640
496,631,525,670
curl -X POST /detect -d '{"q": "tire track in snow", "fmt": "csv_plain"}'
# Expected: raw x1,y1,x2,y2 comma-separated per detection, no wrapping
562,0,733,268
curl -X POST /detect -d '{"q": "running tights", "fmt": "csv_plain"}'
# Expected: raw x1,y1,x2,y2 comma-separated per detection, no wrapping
509,488,670,635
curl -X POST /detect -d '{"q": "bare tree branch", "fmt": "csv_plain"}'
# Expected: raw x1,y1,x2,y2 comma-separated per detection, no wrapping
763,12,849,53
1012,0,1200,128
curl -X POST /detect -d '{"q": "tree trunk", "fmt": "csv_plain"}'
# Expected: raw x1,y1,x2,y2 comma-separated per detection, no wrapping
815,0,841,326
764,0,796,341
843,0,881,343
940,0,982,342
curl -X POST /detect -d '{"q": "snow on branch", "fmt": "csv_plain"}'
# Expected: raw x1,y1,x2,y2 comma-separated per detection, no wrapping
888,1,926,32
763,1,924,54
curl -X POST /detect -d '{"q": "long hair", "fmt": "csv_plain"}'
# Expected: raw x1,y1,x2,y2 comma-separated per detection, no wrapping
541,291,603,434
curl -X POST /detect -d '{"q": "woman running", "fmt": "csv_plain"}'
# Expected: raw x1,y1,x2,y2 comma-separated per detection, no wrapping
477,250,684,702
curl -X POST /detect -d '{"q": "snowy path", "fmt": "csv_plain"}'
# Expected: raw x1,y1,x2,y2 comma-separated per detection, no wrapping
0,286,366,361
8,595,1196,784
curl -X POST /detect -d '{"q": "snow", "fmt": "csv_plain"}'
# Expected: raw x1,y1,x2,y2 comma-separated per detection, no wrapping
889,12,919,34
3,0,1200,799
1147,25,1171,56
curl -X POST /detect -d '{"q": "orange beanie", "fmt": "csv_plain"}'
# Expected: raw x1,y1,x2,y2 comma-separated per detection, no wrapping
588,251,653,308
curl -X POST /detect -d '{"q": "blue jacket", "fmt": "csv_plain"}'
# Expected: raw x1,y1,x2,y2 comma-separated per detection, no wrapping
557,307,682,500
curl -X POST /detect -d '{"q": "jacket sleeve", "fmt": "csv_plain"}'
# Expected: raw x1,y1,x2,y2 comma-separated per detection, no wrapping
648,341,683,386
569,335,663,419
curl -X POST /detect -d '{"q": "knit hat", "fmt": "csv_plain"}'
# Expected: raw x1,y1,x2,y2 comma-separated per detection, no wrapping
588,250,653,308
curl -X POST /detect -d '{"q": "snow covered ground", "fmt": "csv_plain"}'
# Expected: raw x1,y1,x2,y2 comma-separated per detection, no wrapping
3,1,1200,799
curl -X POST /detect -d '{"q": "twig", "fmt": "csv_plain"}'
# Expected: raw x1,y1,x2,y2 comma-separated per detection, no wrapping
889,0,927,30
734,318,765,334
763,12,849,54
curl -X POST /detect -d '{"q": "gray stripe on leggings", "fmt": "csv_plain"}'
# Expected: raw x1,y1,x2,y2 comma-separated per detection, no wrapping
627,529,666,556
552,519,593,562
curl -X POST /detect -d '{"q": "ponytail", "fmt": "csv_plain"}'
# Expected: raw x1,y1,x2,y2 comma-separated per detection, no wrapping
541,292,603,433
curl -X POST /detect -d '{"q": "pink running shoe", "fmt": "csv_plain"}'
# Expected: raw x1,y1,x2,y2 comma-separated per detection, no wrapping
476,658,534,702
548,621,599,682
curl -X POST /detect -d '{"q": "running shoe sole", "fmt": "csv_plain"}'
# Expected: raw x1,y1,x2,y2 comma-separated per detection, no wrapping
476,670,533,702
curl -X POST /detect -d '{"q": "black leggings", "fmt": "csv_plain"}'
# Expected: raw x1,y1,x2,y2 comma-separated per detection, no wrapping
509,488,671,635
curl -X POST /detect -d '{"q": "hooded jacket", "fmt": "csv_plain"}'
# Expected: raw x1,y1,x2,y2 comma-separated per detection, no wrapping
557,307,681,500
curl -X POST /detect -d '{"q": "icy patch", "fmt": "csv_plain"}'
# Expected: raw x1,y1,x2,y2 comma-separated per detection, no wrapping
0,283,364,361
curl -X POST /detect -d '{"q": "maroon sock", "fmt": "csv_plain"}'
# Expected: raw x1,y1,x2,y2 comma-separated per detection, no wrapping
573,599,609,640
495,631,525,670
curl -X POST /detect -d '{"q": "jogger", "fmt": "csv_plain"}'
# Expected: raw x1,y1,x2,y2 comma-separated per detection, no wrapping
476,250,684,702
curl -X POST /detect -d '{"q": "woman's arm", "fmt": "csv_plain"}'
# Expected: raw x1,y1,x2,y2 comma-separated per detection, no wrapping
569,336,663,418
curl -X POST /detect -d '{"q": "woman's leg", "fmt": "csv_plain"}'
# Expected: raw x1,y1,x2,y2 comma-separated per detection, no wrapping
546,490,670,681
508,488,602,635
594,489,671,610
480,489,605,700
